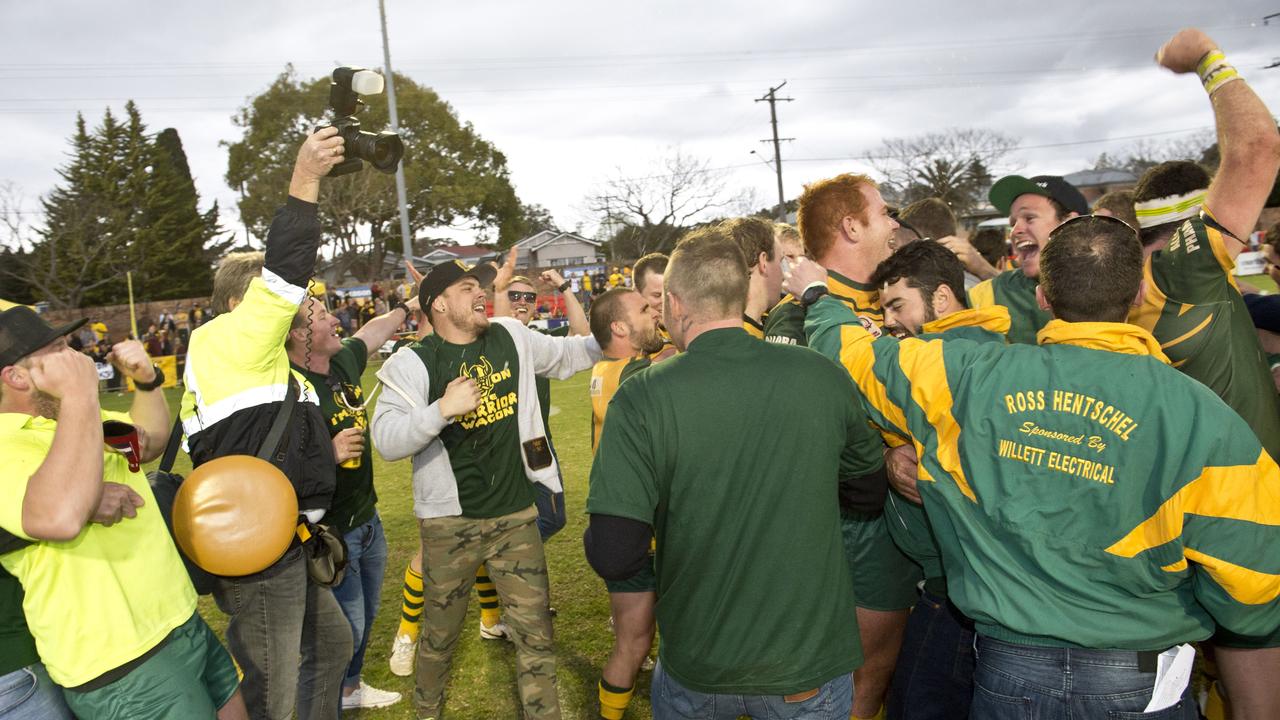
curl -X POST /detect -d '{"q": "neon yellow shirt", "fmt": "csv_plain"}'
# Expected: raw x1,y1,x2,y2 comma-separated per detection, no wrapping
0,410,196,687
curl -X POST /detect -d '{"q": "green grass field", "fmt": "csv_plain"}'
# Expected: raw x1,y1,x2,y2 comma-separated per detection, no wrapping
103,363,649,720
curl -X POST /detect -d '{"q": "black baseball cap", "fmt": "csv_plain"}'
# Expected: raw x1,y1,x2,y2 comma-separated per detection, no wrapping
0,306,87,368
989,175,1090,217
417,260,498,314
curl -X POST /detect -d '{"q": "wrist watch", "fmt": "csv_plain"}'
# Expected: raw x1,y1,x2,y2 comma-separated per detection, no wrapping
799,283,830,309
558,280,572,293
133,364,165,391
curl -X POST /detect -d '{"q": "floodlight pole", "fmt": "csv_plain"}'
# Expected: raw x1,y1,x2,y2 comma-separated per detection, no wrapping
379,0,414,279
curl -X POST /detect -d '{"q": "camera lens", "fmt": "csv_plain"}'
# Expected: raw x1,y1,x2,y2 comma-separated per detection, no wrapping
344,127,403,174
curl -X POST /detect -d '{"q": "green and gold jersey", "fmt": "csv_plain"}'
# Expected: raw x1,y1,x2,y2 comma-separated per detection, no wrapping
764,269,881,346
589,355,652,452
743,314,765,339
410,325,534,519
294,338,374,535
807,299,1280,649
878,307,1010,597
1129,211,1280,461
587,328,884,695
968,268,1051,345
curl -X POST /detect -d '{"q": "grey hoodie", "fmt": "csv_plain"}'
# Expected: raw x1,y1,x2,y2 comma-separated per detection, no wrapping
371,317,602,519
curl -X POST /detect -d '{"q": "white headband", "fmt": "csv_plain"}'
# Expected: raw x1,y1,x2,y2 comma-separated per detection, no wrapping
1133,190,1207,230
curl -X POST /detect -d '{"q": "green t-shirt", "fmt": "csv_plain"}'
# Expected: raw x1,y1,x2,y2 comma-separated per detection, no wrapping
536,324,570,442
411,324,534,518
968,269,1051,345
0,567,37,675
1130,214,1280,461
294,337,375,535
587,328,884,695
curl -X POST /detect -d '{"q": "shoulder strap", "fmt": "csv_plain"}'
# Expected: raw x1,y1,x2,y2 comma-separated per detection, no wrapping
157,418,184,473
258,375,299,462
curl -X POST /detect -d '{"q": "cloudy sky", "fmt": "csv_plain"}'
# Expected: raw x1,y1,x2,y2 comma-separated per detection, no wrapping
2,1,1278,245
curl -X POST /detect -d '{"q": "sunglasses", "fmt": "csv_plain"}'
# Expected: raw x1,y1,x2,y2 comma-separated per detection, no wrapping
1049,213,1137,241
507,291,537,303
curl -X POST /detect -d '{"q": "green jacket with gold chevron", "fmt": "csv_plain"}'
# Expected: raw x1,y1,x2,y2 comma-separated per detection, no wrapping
806,296,1280,650
872,306,1010,597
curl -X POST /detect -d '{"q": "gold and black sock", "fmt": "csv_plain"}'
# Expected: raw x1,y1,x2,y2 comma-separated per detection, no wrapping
598,678,634,720
397,564,424,640
477,565,501,627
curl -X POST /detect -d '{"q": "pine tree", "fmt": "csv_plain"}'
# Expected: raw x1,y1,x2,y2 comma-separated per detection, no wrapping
26,105,227,308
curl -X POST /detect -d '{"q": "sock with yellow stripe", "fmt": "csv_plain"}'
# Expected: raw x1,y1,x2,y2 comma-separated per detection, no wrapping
397,564,424,640
598,678,634,720
476,565,501,627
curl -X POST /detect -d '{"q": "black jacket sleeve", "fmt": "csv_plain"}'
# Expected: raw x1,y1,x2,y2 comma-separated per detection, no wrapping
263,196,323,288
584,514,653,582
839,464,889,516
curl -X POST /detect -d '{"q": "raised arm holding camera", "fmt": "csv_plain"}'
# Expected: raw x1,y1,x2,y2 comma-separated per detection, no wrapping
179,126,356,720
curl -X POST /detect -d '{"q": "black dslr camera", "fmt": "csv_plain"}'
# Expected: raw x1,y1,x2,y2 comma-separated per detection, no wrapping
321,67,405,177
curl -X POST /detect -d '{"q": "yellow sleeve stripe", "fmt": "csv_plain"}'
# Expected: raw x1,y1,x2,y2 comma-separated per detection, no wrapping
896,339,977,503
1162,559,1188,573
1107,449,1280,604
1107,450,1280,558
837,325,910,439
1184,548,1280,605
968,279,995,309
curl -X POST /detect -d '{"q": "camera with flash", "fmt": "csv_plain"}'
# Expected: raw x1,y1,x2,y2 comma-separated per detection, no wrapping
322,67,405,177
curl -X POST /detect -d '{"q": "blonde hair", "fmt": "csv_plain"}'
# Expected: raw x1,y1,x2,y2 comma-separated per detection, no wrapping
210,252,265,314
665,227,748,322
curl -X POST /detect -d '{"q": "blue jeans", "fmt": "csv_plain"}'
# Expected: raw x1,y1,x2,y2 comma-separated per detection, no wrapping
972,636,1199,719
0,663,73,720
534,482,566,542
331,513,389,690
651,661,852,720
887,589,974,720
211,545,353,720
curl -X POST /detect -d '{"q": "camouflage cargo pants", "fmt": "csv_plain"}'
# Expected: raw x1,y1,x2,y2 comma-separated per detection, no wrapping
415,504,560,719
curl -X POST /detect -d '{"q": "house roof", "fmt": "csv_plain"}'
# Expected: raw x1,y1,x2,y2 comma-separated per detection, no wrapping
522,231,602,253
1063,168,1138,189
428,245,496,259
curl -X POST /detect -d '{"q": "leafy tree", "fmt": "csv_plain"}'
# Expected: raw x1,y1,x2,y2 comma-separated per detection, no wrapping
870,128,1019,216
225,67,527,281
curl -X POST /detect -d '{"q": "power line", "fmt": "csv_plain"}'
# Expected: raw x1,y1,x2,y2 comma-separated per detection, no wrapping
0,22,1257,80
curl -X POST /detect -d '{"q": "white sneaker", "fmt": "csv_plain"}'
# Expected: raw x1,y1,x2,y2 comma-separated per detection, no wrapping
341,680,402,709
389,634,416,677
480,620,511,641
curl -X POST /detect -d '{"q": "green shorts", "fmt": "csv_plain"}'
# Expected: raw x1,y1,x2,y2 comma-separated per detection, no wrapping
606,554,657,594
842,512,922,612
1213,623,1280,649
64,612,239,720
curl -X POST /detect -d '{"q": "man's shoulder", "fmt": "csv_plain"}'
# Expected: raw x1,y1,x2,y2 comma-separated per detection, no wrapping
763,295,804,344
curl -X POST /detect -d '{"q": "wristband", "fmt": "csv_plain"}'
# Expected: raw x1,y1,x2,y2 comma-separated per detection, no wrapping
799,283,829,309
132,364,165,391
1197,49,1242,96
558,280,572,293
